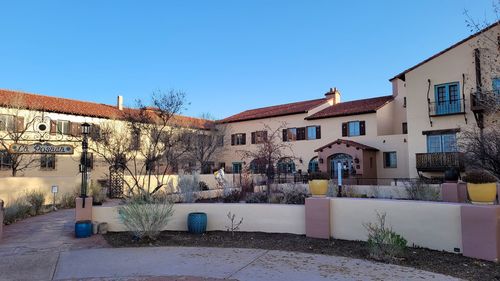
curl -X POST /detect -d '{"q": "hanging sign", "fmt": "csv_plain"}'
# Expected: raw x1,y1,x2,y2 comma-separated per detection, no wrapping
8,143,74,155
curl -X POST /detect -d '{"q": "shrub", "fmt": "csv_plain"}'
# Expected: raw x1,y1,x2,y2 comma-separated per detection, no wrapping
223,189,242,203
118,195,174,240
225,211,243,237
199,181,209,191
25,190,45,215
4,197,32,224
308,172,329,181
281,185,307,204
462,170,498,184
177,174,200,203
403,179,440,201
245,192,268,203
363,212,407,262
90,182,106,204
59,193,77,209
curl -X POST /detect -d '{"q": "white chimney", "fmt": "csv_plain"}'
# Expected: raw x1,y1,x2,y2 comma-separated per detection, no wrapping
117,95,123,110
325,87,341,105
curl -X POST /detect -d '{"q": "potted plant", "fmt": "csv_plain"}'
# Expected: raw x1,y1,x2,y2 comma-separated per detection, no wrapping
462,170,498,204
188,212,207,234
308,172,330,197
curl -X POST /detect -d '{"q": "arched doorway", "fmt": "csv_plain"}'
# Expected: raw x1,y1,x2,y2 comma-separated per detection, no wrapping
277,157,295,174
308,156,319,173
329,153,354,179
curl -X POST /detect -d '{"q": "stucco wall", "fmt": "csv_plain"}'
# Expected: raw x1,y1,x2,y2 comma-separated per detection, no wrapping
93,203,306,234
330,198,462,252
221,111,409,178
399,25,499,177
95,199,463,253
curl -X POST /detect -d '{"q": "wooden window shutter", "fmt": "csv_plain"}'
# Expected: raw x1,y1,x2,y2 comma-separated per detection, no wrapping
316,126,321,139
251,132,256,144
341,123,348,137
263,130,268,141
69,122,77,136
231,134,235,146
360,121,366,135
242,133,246,145
282,129,288,141
50,120,57,134
15,117,24,133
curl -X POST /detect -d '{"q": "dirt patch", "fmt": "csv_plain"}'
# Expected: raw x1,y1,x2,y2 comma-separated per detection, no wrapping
104,231,500,281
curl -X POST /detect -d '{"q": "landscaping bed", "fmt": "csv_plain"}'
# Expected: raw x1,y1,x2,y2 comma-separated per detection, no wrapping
104,231,500,281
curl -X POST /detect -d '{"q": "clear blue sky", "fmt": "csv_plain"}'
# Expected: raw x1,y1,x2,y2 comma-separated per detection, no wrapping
0,0,496,119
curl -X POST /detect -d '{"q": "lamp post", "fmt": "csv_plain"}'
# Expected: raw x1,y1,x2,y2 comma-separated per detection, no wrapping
80,123,90,207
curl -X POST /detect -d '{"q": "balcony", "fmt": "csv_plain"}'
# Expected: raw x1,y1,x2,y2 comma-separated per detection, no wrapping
428,99,465,117
471,91,500,112
416,152,465,172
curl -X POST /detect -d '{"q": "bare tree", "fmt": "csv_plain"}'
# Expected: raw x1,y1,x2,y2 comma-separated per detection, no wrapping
182,113,227,174
459,123,500,179
0,94,39,176
91,90,191,196
237,122,294,199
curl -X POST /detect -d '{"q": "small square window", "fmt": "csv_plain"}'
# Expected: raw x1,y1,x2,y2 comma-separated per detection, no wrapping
41,154,56,170
384,152,397,168
57,120,70,135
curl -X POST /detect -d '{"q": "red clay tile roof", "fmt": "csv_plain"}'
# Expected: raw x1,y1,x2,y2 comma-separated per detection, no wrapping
0,89,212,129
219,98,327,123
305,95,393,120
314,139,378,152
390,21,499,81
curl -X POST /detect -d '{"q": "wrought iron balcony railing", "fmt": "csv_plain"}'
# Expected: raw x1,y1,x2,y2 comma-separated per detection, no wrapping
471,91,500,112
416,152,465,172
428,99,465,117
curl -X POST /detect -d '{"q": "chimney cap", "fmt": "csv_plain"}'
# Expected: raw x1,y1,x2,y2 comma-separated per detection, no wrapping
325,87,340,96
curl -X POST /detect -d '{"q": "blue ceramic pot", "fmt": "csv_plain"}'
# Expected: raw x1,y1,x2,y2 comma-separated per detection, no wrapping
75,220,92,238
188,212,207,234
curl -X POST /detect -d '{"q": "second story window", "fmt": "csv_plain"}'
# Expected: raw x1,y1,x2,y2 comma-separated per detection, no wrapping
434,82,461,115
231,133,246,146
342,121,365,137
402,122,408,134
57,120,70,135
384,152,397,168
40,154,56,170
251,131,267,144
0,115,15,131
283,126,321,141
307,126,321,140
493,77,500,94
427,133,457,153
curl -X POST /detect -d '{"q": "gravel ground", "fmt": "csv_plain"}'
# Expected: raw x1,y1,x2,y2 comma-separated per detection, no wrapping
105,231,500,281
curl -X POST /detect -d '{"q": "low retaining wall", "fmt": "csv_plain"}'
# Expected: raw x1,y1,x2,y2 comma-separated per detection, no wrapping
94,198,462,253
93,203,306,234
330,198,462,253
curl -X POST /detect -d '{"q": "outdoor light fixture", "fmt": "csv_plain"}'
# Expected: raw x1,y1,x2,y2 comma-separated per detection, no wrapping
80,122,91,207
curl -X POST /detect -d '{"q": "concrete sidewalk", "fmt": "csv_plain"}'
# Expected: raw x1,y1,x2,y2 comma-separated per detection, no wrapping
53,247,460,281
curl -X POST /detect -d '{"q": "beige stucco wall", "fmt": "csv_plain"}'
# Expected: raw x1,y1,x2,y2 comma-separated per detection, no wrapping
219,109,409,178
93,203,306,233
0,176,81,205
396,25,499,177
330,198,462,253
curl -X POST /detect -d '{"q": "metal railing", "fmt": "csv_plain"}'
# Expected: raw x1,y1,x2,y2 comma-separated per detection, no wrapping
428,99,465,116
416,152,464,172
471,91,500,111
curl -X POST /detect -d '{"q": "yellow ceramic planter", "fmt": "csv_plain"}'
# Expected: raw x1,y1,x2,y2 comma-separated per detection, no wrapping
467,183,497,204
309,180,329,197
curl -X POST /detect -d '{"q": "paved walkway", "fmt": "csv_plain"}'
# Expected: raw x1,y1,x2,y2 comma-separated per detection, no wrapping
0,210,461,281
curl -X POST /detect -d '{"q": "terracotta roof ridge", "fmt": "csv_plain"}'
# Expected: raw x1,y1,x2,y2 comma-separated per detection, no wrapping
0,88,119,109
237,97,326,113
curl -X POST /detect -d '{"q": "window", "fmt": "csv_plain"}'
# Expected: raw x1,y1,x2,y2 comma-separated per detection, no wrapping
251,131,267,144
384,152,397,168
283,126,321,141
277,158,295,174
0,150,12,170
427,133,457,153
403,97,407,108
0,115,15,131
57,120,70,135
130,128,141,150
308,157,319,173
434,82,461,115
342,121,365,137
307,126,321,140
40,154,56,170
231,133,246,146
201,161,215,174
402,122,408,134
493,77,500,94
216,135,224,147
232,162,242,174
250,158,267,174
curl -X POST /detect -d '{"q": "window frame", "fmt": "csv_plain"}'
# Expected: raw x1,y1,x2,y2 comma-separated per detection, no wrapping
40,154,56,170
57,120,71,135
0,150,12,170
0,114,15,131
434,82,461,115
348,121,361,136
383,151,397,168
426,133,457,153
